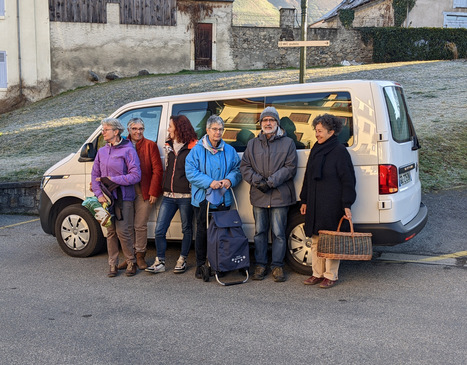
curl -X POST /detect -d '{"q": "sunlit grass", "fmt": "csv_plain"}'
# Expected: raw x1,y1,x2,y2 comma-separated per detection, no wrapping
0,60,465,192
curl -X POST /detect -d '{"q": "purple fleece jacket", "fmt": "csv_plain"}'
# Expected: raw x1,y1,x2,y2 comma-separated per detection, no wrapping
91,138,141,201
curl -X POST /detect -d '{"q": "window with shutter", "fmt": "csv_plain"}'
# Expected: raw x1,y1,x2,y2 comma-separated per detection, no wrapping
0,51,7,88
453,0,467,8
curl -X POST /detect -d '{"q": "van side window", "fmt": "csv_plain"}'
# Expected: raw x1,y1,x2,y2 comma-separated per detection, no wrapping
266,92,353,149
384,87,412,143
118,106,162,142
172,98,264,151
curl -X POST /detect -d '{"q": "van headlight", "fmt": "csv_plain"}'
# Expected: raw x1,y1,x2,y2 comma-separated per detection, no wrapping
40,176,51,189
40,175,69,189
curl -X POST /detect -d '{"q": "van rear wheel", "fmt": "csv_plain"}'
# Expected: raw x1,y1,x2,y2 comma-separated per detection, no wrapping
55,204,105,257
286,211,313,275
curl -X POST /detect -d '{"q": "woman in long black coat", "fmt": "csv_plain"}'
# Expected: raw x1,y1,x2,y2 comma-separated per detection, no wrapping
299,114,356,289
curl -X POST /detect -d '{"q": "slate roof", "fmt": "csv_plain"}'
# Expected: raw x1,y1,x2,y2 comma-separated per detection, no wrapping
315,0,374,22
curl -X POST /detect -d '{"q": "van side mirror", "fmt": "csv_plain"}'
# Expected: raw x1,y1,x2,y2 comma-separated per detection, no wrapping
78,142,96,162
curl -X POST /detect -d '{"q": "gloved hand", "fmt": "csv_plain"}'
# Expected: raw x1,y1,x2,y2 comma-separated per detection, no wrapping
255,179,270,193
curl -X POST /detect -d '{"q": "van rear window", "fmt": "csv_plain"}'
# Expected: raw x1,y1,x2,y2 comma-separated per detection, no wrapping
173,91,353,151
384,87,413,143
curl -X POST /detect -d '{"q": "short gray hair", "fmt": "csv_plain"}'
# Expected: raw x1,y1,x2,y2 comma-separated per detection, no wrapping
101,118,124,135
127,117,145,129
206,115,224,129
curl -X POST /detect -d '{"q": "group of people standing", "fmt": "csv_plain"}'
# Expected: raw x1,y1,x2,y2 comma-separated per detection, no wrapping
90,106,356,289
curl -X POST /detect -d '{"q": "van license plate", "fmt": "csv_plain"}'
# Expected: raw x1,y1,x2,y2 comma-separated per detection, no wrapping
399,172,412,186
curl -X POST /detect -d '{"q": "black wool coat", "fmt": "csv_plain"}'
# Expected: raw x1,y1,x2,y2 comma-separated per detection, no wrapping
299,135,356,237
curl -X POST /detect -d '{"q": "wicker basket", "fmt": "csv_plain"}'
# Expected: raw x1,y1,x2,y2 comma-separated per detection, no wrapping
317,216,373,260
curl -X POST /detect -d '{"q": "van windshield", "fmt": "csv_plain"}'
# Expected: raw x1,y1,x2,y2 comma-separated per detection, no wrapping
384,86,414,143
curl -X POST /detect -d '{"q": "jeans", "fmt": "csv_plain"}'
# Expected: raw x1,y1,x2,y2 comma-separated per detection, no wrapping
253,206,289,268
155,197,193,260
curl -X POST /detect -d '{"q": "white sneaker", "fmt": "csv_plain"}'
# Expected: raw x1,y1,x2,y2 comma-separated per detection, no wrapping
173,256,187,274
145,257,165,273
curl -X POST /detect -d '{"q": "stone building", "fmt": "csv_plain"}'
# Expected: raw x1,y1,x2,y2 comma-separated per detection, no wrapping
311,0,467,28
0,0,235,112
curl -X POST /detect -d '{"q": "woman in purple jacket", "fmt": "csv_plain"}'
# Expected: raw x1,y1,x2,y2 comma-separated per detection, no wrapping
91,118,141,277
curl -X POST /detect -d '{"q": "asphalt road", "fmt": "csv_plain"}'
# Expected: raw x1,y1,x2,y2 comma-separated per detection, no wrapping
0,189,466,364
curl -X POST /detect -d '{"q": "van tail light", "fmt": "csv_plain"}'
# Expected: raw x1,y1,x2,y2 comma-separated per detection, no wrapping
379,164,398,194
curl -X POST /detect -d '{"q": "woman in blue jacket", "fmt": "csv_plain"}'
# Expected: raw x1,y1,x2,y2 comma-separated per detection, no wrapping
185,115,242,279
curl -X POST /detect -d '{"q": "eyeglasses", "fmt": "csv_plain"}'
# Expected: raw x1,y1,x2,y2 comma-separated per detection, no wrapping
262,118,277,123
130,127,145,131
210,127,224,133
102,128,116,132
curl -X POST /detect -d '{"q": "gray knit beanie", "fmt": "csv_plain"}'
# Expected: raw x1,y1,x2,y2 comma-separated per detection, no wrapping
260,106,280,124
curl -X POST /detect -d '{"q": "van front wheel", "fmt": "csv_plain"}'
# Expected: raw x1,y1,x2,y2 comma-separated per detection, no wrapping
286,211,313,275
55,204,105,257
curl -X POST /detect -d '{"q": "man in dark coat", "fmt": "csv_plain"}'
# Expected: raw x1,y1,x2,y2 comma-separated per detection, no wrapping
240,106,297,282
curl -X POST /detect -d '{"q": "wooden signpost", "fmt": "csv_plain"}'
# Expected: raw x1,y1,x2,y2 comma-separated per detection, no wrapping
278,40,331,83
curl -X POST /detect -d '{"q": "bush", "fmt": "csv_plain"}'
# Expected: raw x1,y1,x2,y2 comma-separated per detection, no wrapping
360,28,467,63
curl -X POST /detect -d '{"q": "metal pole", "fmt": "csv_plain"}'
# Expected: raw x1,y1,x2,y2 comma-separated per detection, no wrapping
299,0,308,83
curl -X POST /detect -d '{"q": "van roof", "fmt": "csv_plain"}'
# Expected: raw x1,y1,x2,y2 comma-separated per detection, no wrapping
111,79,398,115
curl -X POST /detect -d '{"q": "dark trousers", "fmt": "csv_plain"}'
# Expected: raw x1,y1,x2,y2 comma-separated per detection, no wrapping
193,200,229,267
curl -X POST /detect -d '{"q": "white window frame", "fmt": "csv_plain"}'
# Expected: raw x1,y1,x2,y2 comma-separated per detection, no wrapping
453,0,467,9
0,51,7,88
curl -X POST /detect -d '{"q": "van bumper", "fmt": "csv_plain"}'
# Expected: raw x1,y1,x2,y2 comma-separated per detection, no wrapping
39,191,53,235
354,202,428,245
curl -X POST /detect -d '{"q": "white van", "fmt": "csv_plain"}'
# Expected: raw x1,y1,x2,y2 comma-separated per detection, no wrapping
39,80,427,274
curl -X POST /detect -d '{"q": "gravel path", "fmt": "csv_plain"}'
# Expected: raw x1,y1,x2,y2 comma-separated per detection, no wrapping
0,60,466,183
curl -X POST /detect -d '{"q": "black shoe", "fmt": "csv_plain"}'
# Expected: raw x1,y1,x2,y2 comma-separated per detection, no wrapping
252,265,266,280
201,265,210,282
195,266,203,279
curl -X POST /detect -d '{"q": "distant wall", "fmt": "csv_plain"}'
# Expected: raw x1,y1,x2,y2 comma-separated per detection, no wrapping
0,181,41,215
231,26,373,70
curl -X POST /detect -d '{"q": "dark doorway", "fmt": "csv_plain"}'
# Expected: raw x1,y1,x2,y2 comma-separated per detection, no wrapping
195,23,212,70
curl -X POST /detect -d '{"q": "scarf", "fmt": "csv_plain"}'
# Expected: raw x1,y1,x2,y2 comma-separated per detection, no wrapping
309,135,339,180
202,134,224,154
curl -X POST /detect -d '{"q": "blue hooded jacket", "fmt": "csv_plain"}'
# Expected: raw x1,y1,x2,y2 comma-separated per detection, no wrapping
185,138,241,208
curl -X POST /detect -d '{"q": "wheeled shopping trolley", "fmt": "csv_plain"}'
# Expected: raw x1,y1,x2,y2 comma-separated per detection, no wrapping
206,190,250,286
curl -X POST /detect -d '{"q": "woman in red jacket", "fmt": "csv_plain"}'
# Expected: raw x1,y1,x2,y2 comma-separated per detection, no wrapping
146,115,197,274
120,118,163,270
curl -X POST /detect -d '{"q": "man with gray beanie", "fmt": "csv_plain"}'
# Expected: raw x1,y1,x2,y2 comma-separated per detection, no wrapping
240,106,297,282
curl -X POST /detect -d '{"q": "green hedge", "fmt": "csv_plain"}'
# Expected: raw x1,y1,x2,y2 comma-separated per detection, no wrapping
360,28,467,63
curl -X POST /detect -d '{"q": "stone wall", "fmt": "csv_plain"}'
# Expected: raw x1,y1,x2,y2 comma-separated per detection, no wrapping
231,26,373,70
0,181,41,215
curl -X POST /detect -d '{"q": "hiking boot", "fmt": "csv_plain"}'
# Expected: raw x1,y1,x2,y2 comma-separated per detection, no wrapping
252,265,266,280
117,261,127,270
108,265,118,277
145,257,165,273
174,256,187,274
195,265,203,279
136,252,148,270
303,276,324,285
319,278,337,289
272,267,286,282
125,261,137,277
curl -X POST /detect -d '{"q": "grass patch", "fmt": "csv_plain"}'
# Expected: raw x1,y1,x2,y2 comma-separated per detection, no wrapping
419,128,467,191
